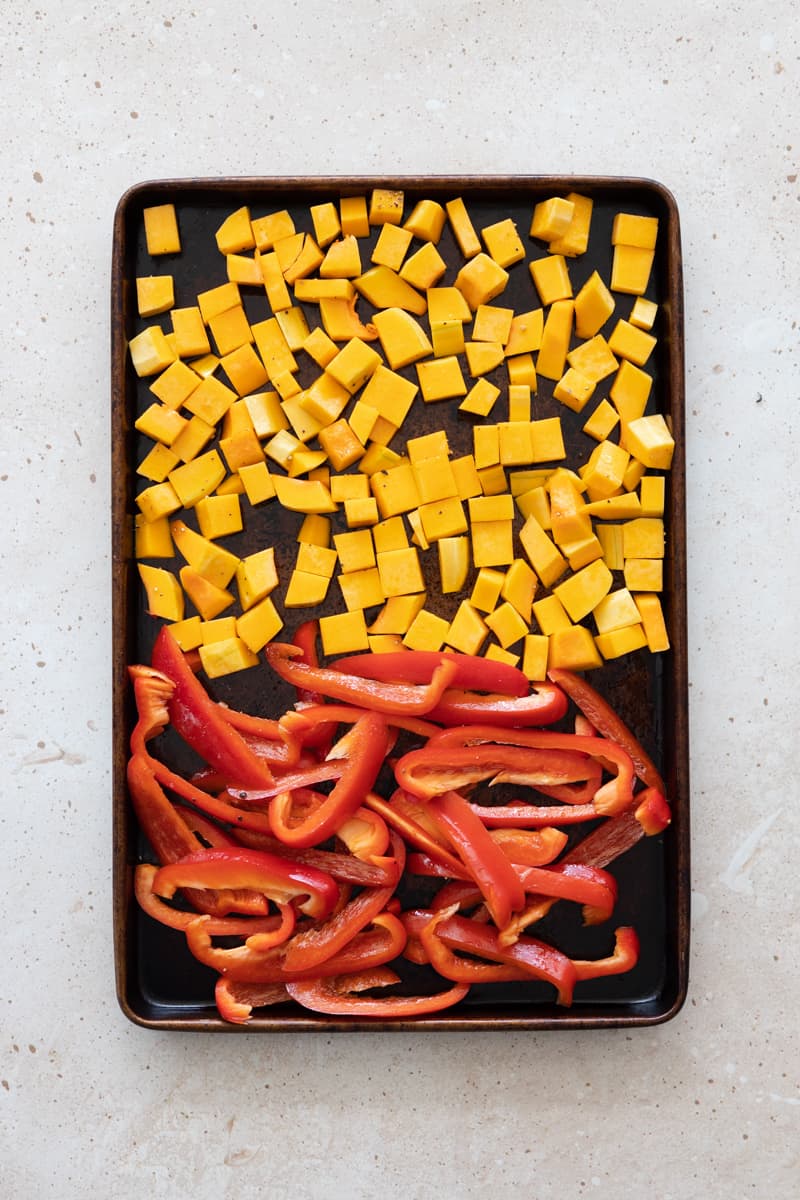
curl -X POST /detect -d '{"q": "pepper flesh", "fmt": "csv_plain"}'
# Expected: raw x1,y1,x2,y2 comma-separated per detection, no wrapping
331,649,530,696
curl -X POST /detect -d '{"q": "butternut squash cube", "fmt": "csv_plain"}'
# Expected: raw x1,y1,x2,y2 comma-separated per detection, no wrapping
360,365,419,425
529,254,572,306
561,534,603,571
359,444,405,475
143,204,181,256
505,308,544,356
296,278,356,303
470,567,505,613
135,513,173,558
168,451,226,507
533,594,571,635
623,458,647,493
275,306,311,351
496,421,531,466
471,519,514,568
473,305,514,345
520,515,568,588
403,609,450,652
445,197,482,258
529,418,566,463
624,558,663,592
548,625,602,670
485,645,520,668
345,497,380,527
416,356,467,402
273,475,337,513
309,202,341,248
548,193,593,257
371,463,421,518
326,337,383,394
629,297,658,331
554,560,613,622
455,253,509,310
136,481,182,523
515,485,551,528
318,420,365,472
481,218,525,268
354,265,426,315
236,547,279,611
199,617,238,644
377,546,425,597
208,305,254,356
582,399,620,442
138,563,184,621
593,588,641,634
447,601,489,656
477,464,508,495
500,558,537,621
622,518,664,559
594,624,648,660
464,341,505,377
451,455,483,500
582,440,630,499
486,601,528,649
320,609,370,655
215,206,254,254
639,475,665,517
368,593,426,635
199,636,259,678
610,244,655,295
622,414,675,470
549,473,592,546
283,235,326,283
369,634,405,653
404,199,447,244
136,275,174,317
284,569,330,608
634,593,670,652
372,516,409,554
418,497,468,542
522,633,549,681
553,367,595,414
171,307,211,358
236,596,283,653
195,493,242,539
180,565,235,620
226,252,264,286
369,188,404,226
473,424,500,470
252,317,298,376
595,523,624,571
297,513,332,547
431,319,466,358
530,196,575,242
338,566,385,611
197,281,241,323
129,326,176,377
399,242,447,290
574,270,615,339
294,542,337,581
339,196,369,238
582,492,641,520
135,403,187,447
535,300,573,381
427,286,472,324
166,616,204,651
607,319,657,367
329,474,370,505
612,213,659,250
609,359,652,423
566,335,618,383
372,308,432,369
303,325,339,368
413,454,459,505
334,528,375,573
438,536,470,593
170,519,239,588
320,236,363,280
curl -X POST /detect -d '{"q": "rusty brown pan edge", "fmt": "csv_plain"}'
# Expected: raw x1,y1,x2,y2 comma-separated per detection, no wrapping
111,175,689,1031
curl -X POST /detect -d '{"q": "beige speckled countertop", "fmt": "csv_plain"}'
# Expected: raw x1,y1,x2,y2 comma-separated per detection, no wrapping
3,3,798,1197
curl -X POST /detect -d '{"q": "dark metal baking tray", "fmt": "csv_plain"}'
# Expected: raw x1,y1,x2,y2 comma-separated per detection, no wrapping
112,176,689,1031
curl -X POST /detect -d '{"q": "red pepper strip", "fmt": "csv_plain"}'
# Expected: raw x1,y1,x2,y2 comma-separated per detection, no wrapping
430,881,485,912
418,907,533,983
213,708,301,766
336,805,390,862
469,800,601,828
174,805,237,848
150,626,275,790
331,650,529,697
184,911,406,983
153,848,340,920
395,743,596,802
283,703,441,744
401,910,576,1006
547,667,666,794
281,874,400,974
425,684,568,728
406,852,471,880
232,827,402,888
128,665,175,755
269,712,389,849
215,979,291,1024
426,725,636,815
292,619,326,705
363,792,466,879
572,927,640,981
635,787,672,835
560,811,643,868
134,865,290,936
494,898,555,945
133,745,276,833
489,827,568,866
534,760,604,805
427,790,526,929
515,863,618,925
285,971,469,1017
265,642,460,715
227,760,347,804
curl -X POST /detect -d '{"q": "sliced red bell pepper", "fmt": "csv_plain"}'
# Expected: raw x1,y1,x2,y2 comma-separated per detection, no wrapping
280,876,400,974
335,805,390,862
152,847,340,919
128,664,174,755
265,642,460,715
572,927,640,981
150,627,276,791
214,979,291,1023
425,684,568,728
363,791,466,879
417,907,533,983
227,760,347,803
427,790,526,928
515,862,618,925
468,800,602,828
282,703,441,744
213,707,301,766
269,711,389,848
134,864,288,936
547,667,665,793
406,851,471,880
560,811,643,868
285,970,469,1017
331,649,529,697
401,909,577,1006
232,827,402,888
395,742,596,801
634,787,672,835
489,827,568,866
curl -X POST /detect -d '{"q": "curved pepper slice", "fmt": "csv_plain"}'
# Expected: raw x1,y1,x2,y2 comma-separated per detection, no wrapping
363,791,466,879
265,642,460,715
515,862,618,925
285,969,469,1017
232,827,402,888
489,827,568,866
425,684,568,728
331,650,529,697
427,790,526,929
151,627,276,791
418,906,532,983
547,667,665,794
336,805,391,862
572,926,640,981
395,743,596,801
269,711,390,848
134,865,294,938
280,876,400,974
214,979,291,1024
153,847,340,920
468,800,601,828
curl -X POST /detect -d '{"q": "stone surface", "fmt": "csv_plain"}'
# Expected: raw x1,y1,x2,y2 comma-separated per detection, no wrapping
2,3,798,1197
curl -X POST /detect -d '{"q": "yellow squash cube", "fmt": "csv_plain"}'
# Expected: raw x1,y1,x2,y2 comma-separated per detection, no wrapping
446,601,489,656
138,563,184,621
404,199,447,244
622,414,675,470
454,253,509,310
535,300,573,381
417,356,467,402
574,270,615,339
236,596,284,653
143,204,181,255
403,609,450,652
529,254,572,306
530,197,575,242
445,197,482,258
548,625,602,670
319,609,370,655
